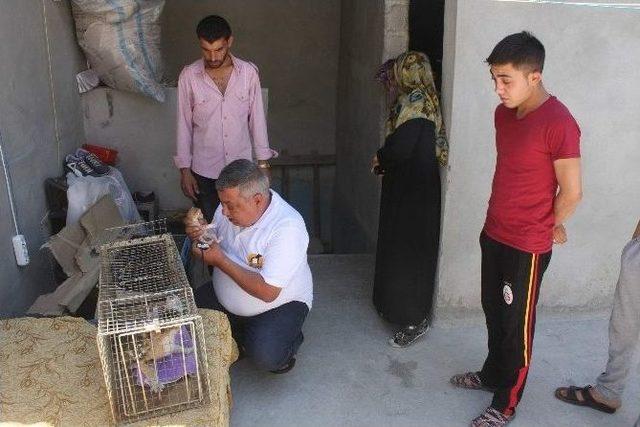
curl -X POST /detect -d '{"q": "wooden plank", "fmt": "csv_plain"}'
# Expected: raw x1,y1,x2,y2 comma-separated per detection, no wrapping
271,153,336,167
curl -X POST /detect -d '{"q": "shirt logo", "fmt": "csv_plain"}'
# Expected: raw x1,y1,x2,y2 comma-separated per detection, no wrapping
247,253,264,269
503,281,514,305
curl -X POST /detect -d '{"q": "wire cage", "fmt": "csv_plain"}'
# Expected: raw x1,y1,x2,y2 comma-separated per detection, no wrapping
91,218,169,253
97,233,188,303
97,288,210,424
96,220,210,425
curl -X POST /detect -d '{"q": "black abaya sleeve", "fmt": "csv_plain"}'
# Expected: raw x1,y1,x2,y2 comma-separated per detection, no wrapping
377,118,435,172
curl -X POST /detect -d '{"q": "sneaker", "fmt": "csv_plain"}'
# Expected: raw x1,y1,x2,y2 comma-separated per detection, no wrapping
65,161,81,177
65,160,96,177
76,148,109,175
65,153,80,164
75,148,90,157
471,407,513,427
450,371,496,392
389,319,429,348
270,357,296,374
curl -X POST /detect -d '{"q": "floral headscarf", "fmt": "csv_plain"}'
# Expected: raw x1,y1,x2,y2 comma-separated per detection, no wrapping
376,51,449,166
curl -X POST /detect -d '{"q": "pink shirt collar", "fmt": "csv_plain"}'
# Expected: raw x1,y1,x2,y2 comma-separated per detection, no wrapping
194,54,243,77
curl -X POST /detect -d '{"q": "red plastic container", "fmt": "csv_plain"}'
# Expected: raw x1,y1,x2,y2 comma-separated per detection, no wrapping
82,144,118,165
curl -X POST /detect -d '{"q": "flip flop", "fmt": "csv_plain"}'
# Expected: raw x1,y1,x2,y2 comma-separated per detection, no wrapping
554,385,617,414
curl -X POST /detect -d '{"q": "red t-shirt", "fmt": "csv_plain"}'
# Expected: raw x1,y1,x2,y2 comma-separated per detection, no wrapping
484,96,581,254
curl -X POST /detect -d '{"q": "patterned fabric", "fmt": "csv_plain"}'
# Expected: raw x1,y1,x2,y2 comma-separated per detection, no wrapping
374,58,398,103
471,407,513,427
0,309,238,426
450,371,486,390
382,51,449,166
374,59,395,84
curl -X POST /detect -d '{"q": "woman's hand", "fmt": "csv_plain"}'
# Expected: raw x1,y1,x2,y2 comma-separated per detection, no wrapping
371,155,383,175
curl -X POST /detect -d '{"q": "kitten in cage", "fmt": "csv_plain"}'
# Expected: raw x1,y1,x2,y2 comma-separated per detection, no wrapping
131,325,197,393
141,326,193,361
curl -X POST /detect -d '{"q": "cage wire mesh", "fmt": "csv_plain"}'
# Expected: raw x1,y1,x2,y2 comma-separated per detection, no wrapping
96,219,210,424
94,218,169,251
97,234,188,302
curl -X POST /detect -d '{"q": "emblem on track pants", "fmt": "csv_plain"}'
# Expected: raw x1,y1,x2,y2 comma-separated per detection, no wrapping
503,281,513,305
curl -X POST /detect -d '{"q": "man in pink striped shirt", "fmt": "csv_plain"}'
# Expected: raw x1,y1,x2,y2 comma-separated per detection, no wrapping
174,15,277,222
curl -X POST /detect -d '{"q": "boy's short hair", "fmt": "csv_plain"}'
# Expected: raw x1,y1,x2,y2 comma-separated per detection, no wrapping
196,15,232,42
486,31,545,73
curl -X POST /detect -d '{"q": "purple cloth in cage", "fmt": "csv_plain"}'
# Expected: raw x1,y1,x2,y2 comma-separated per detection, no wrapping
132,325,198,388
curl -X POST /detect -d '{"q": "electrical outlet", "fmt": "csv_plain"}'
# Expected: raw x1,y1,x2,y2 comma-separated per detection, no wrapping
12,235,29,266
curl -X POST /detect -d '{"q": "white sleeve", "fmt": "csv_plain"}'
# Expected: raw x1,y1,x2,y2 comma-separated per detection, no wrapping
212,204,223,225
260,225,309,288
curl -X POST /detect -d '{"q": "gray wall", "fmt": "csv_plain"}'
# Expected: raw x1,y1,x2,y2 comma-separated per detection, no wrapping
332,0,409,253
81,87,184,209
161,0,341,157
0,0,86,316
436,0,640,316
82,1,342,210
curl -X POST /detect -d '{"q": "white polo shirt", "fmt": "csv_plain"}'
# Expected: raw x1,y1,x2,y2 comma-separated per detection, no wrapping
211,190,313,316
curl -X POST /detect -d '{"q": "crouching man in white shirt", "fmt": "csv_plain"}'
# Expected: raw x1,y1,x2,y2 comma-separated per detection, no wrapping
188,159,313,373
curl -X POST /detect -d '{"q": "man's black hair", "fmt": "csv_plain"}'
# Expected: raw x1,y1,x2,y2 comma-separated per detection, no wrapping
196,15,232,42
486,31,545,72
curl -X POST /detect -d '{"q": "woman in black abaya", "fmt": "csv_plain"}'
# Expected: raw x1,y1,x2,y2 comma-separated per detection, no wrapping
372,51,448,347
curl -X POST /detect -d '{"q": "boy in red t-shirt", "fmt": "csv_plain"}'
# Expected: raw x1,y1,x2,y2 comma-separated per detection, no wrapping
450,32,583,427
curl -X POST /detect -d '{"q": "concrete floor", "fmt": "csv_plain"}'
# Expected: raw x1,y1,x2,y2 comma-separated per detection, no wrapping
228,255,640,427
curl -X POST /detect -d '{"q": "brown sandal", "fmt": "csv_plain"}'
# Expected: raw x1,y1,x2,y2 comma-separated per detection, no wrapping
554,385,617,414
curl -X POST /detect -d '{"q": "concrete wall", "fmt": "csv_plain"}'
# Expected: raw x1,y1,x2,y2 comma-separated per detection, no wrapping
436,0,640,316
82,1,342,214
0,0,86,316
82,87,336,249
81,88,184,209
82,87,267,212
332,0,409,253
161,0,341,157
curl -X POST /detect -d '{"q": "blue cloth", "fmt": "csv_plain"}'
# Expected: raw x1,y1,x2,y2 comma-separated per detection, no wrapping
194,282,308,371
180,236,192,271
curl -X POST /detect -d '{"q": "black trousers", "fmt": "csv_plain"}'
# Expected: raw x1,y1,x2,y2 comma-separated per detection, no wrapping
478,232,552,416
192,171,219,223
194,283,308,371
